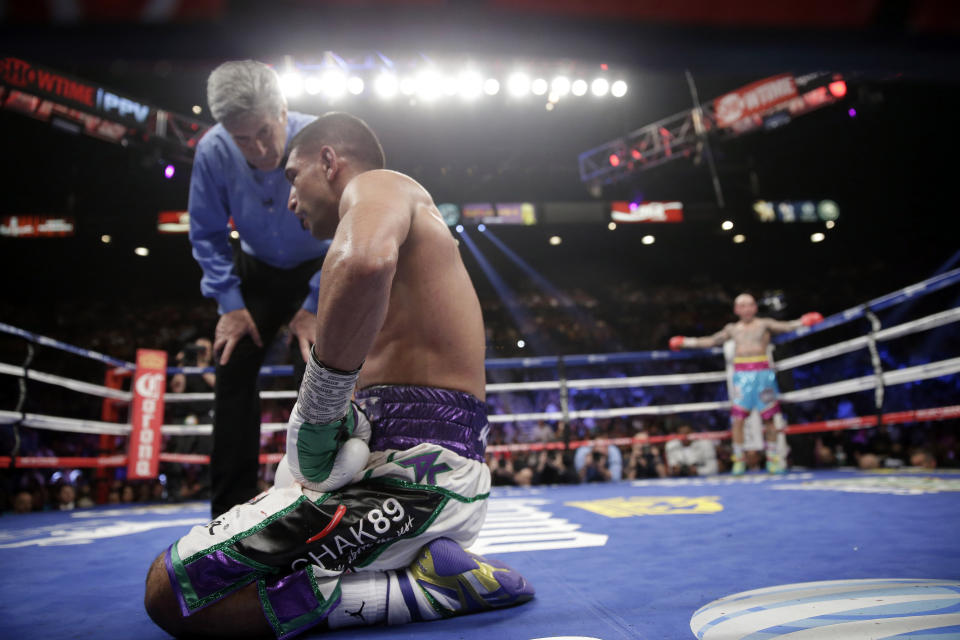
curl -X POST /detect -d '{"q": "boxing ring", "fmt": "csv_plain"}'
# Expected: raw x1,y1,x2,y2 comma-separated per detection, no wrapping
2,269,960,639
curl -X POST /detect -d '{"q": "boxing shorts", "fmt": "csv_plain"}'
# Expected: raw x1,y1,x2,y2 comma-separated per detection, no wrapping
164,385,490,639
730,356,780,420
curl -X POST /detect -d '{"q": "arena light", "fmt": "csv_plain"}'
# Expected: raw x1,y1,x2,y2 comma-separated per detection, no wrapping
163,164,175,179
848,108,857,118
374,73,399,98
100,234,111,244
322,70,348,98
609,154,620,167
517,339,526,349
347,76,365,95
304,75,322,96
484,78,500,96
591,78,610,97
571,79,588,96
811,232,826,243
191,105,202,115
825,220,836,229
442,75,459,97
230,230,240,240
641,234,655,245
721,220,734,231
455,224,464,233
374,73,399,99
531,78,548,96
608,222,616,231
828,80,847,98
458,71,483,100
507,72,531,98
551,76,571,97
134,246,149,257
549,235,562,246
279,71,304,98
733,234,746,244
611,80,628,98
416,69,443,101
399,76,416,96
477,223,487,232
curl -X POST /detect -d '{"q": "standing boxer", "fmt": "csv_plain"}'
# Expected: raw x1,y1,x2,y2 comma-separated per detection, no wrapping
670,294,823,474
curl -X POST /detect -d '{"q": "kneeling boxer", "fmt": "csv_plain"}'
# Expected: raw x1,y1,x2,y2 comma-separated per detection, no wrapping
144,112,533,639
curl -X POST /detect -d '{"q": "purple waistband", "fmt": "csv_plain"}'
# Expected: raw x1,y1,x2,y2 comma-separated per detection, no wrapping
354,385,488,463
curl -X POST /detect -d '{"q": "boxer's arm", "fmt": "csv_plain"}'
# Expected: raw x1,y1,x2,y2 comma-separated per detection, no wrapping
766,318,803,334
681,324,733,349
313,173,413,372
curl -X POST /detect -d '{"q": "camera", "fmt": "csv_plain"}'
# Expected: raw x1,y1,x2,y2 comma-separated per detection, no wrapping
180,344,205,366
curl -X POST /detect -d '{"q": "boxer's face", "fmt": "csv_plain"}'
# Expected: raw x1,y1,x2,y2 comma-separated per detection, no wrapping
224,109,288,171
734,294,757,321
285,146,340,239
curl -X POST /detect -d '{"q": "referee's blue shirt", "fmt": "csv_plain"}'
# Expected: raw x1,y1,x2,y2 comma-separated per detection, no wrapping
188,111,329,314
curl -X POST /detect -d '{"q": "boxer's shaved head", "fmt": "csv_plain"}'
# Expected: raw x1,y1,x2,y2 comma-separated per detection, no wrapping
288,112,385,170
734,293,758,321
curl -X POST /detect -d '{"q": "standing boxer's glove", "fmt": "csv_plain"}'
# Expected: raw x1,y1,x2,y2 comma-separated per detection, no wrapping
285,349,371,492
801,312,824,327
669,336,688,351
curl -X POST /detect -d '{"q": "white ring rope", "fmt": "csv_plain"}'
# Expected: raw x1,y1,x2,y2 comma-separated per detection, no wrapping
3,353,957,434
1,300,957,434
775,306,960,372
4,305,956,405
0,362,132,401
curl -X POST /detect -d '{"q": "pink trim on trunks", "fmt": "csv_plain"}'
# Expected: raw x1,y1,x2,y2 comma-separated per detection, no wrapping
734,360,771,371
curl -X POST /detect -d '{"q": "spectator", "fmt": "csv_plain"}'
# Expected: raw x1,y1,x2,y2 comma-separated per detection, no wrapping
12,490,32,513
664,425,718,476
531,420,555,443
55,484,76,510
575,443,622,483
625,437,667,479
534,450,580,485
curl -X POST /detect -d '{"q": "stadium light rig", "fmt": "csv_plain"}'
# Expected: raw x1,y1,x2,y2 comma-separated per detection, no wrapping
273,53,627,108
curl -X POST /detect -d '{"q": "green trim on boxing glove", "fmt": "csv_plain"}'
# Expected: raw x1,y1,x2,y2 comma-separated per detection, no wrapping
297,410,359,485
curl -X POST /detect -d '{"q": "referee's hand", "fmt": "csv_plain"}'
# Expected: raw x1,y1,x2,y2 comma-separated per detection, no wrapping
214,308,263,365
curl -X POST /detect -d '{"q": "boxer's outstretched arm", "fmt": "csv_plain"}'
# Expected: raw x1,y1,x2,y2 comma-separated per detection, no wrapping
765,318,803,334
686,324,733,349
313,172,413,372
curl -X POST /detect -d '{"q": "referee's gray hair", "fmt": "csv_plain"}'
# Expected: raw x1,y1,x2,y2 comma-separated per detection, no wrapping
206,60,286,124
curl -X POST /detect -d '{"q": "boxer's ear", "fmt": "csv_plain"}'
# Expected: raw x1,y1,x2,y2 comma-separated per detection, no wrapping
320,146,338,180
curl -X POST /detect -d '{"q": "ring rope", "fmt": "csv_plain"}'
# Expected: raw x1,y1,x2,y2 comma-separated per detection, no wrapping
3,305,955,403
3,353,957,434
2,405,957,468
4,268,958,377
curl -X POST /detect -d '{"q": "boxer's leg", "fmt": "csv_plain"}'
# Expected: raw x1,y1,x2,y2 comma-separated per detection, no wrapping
759,370,784,474
761,412,784,474
729,414,747,475
146,551,273,638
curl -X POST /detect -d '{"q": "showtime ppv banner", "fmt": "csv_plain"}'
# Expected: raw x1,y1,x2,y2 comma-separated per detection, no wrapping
127,349,167,480
714,74,798,129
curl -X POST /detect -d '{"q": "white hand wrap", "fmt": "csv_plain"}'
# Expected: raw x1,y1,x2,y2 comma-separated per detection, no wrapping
284,349,371,492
